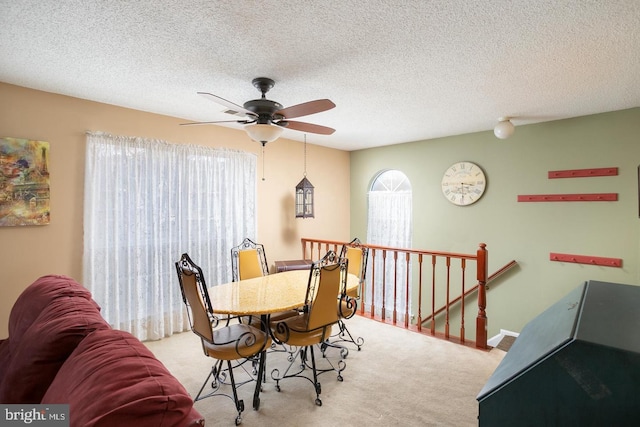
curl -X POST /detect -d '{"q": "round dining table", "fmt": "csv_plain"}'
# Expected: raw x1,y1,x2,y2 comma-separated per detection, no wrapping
209,269,359,315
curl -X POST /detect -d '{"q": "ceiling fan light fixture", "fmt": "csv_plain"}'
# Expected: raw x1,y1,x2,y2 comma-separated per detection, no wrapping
494,117,515,139
244,123,284,144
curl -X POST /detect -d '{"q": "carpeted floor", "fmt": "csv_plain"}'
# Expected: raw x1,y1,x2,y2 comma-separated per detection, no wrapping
144,315,506,427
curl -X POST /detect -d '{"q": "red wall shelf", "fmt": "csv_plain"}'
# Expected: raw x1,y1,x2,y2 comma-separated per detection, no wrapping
548,167,618,179
550,252,622,268
517,193,618,202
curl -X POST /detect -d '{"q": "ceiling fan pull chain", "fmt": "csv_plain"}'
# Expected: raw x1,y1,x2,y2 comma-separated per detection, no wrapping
262,143,266,181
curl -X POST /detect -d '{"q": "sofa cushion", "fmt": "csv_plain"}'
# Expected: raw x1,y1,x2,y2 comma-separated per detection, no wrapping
0,296,110,403
8,275,96,338
42,328,198,427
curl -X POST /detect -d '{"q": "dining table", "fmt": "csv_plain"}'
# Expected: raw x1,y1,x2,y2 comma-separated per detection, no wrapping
208,269,359,410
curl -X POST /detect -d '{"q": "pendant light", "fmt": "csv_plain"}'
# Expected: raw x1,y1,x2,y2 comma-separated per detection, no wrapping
295,135,314,218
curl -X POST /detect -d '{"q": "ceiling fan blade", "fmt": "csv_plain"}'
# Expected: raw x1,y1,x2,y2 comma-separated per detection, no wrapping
281,120,335,135
180,119,254,126
197,92,256,117
276,99,335,119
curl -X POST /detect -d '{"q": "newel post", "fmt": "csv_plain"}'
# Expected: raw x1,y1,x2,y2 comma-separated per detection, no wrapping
475,243,488,349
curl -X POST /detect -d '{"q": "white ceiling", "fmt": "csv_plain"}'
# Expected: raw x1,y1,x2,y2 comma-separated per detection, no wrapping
1,1,639,151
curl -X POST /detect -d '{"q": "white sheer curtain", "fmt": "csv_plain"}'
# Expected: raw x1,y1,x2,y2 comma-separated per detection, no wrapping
366,173,412,321
83,132,256,341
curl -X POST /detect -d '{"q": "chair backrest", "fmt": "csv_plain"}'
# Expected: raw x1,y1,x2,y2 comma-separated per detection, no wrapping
340,238,369,299
339,238,369,282
305,251,348,331
231,238,269,281
175,253,214,343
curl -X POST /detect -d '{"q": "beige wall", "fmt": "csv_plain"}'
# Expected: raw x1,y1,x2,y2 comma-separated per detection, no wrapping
0,82,351,336
350,108,640,337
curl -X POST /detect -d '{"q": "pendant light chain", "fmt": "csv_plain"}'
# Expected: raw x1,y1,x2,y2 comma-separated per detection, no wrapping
303,134,307,177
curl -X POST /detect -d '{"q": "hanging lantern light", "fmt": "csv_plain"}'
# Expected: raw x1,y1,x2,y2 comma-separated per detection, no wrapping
295,135,314,218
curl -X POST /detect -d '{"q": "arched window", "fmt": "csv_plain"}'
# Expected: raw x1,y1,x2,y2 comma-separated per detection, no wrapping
366,170,412,321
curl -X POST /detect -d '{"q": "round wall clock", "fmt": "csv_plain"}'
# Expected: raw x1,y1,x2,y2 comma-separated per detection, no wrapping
441,161,486,206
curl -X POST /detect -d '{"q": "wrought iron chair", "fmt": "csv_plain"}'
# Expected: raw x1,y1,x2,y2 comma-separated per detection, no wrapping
231,238,299,324
175,253,271,426
230,238,269,282
270,251,348,406
334,237,369,351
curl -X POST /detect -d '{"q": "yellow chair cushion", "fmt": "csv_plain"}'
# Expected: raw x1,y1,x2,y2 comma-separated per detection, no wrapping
272,314,331,347
203,324,271,361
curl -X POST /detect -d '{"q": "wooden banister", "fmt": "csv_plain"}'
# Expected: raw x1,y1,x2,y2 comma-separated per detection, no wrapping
420,260,517,346
301,238,502,349
487,260,518,284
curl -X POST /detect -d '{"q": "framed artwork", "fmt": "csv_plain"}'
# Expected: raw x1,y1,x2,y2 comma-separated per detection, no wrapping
0,137,50,226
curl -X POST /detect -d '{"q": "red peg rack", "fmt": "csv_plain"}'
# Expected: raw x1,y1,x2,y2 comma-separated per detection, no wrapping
549,252,622,268
517,193,618,202
548,167,618,179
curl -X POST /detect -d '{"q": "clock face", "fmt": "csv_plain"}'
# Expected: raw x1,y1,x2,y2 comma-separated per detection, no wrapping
441,161,486,206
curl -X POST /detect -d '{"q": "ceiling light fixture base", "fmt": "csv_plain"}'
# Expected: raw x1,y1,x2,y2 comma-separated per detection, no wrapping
494,117,515,139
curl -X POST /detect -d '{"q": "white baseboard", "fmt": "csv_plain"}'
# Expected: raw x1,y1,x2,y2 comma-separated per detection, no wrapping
487,328,520,347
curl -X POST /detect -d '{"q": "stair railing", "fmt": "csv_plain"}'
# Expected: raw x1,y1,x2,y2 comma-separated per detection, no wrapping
301,238,490,349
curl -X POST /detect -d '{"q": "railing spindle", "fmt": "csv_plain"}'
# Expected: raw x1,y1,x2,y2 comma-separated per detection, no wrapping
381,250,387,320
404,252,410,328
431,255,436,335
417,254,423,332
460,258,466,343
445,256,451,338
369,248,376,316
393,250,398,324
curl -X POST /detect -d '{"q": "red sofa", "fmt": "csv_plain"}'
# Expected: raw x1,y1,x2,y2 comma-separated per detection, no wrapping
0,275,204,426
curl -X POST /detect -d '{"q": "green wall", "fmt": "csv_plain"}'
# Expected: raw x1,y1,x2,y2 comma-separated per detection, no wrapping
350,108,640,337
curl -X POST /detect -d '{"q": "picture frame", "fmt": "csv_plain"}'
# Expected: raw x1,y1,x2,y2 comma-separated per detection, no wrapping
0,137,50,226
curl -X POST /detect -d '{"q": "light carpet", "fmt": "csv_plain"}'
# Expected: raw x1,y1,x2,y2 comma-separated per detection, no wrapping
144,315,505,427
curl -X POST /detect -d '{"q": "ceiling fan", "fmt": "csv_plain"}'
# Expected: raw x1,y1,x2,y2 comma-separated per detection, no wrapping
181,77,336,145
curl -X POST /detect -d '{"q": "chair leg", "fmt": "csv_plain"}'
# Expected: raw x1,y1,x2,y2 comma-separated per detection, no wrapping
270,346,325,405
315,342,346,382
309,345,323,406
271,343,345,404
194,359,224,401
252,349,267,411
194,358,253,425
327,319,364,352
226,360,245,426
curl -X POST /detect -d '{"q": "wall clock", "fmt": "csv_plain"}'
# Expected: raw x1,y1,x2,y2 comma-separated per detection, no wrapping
441,161,486,206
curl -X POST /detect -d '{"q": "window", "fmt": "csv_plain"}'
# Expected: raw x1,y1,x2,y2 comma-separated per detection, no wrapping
366,170,412,320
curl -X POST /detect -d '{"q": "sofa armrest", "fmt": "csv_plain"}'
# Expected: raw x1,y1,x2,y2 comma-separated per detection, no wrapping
0,297,109,403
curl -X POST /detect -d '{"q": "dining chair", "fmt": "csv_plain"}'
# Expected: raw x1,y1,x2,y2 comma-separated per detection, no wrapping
230,238,269,282
175,253,271,426
270,251,348,406
332,237,369,351
230,238,299,324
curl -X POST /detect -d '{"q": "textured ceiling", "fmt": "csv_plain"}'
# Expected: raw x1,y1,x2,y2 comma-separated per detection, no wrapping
1,1,639,151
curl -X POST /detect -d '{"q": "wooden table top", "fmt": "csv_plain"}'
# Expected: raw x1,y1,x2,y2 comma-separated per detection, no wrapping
209,269,359,315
